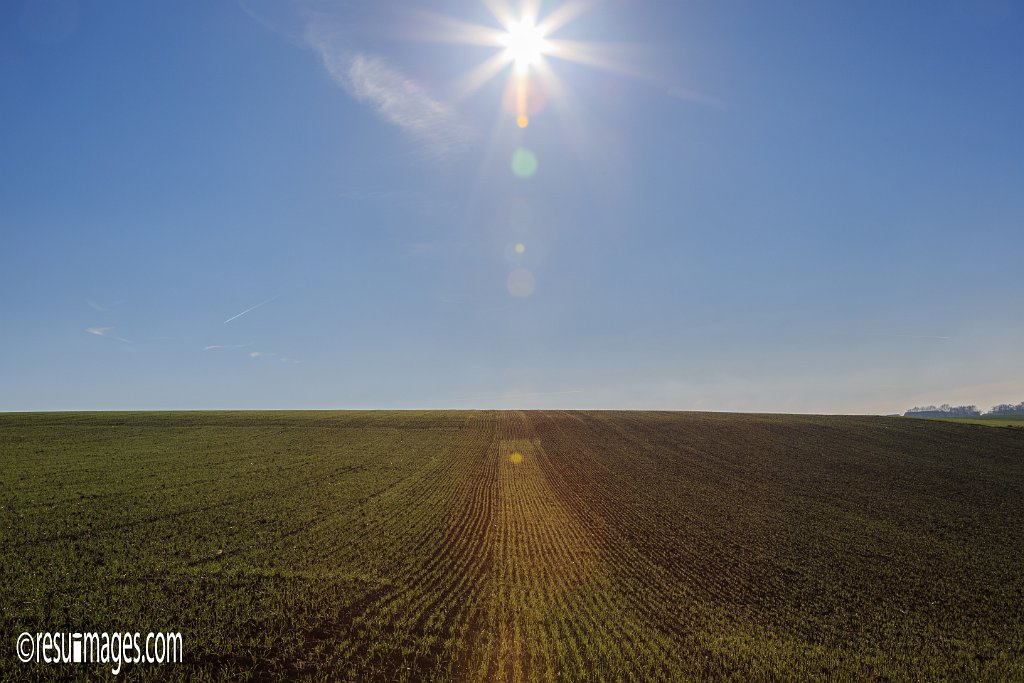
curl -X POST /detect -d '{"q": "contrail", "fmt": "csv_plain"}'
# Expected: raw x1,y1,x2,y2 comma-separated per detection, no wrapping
223,296,278,324
85,326,132,343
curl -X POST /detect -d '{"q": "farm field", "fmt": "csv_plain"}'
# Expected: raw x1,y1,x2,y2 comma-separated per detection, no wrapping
936,414,1024,429
2,410,1023,681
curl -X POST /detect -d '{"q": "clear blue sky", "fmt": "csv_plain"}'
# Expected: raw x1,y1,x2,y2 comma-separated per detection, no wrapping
2,0,1022,413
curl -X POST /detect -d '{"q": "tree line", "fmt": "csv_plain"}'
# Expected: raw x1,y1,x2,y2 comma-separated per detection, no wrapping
904,401,1024,418
987,401,1024,415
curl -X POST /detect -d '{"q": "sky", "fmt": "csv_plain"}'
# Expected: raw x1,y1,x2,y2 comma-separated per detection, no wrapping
1,0,1022,414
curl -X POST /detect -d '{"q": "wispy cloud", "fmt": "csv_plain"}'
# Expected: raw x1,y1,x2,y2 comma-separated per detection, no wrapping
250,351,276,358
666,85,728,111
85,326,131,343
306,27,472,158
86,299,123,313
203,343,252,351
223,296,278,324
280,357,302,364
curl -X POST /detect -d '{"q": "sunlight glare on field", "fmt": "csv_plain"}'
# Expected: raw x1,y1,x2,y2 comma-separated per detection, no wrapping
510,451,524,465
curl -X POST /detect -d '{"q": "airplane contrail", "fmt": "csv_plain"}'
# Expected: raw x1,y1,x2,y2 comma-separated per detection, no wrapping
223,296,278,324
85,326,132,343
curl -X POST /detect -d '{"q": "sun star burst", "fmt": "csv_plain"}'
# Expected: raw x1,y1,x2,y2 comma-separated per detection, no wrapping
500,19,548,74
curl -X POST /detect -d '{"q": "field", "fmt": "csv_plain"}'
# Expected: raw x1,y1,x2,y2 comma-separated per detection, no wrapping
935,414,1024,429
2,411,1023,681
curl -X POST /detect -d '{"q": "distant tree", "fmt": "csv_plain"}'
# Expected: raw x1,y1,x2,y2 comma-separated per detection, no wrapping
904,404,981,418
986,401,1024,416
952,405,980,417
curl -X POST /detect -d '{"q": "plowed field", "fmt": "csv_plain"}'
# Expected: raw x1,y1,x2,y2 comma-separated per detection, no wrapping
2,411,1022,680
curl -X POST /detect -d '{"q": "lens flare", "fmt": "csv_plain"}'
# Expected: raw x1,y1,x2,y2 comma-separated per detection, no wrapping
511,147,538,178
503,76,548,126
507,269,536,297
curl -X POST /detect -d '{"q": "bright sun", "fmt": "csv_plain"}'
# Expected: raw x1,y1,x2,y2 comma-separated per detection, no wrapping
500,19,548,73
421,1,608,128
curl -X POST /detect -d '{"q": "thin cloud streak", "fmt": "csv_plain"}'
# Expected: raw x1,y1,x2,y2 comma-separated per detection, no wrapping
85,327,131,343
305,26,472,157
223,296,278,324
203,343,252,351
86,299,123,313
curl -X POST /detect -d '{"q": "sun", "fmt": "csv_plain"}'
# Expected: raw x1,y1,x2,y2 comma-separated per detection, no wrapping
500,19,548,74
418,1,610,128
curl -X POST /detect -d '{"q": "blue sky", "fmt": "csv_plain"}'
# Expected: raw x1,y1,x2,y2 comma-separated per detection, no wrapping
1,0,1022,413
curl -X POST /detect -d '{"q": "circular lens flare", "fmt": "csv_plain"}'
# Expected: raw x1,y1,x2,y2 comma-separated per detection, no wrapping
511,147,538,178
507,269,536,297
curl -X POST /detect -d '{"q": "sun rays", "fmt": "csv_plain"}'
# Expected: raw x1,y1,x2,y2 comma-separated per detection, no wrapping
411,1,610,129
